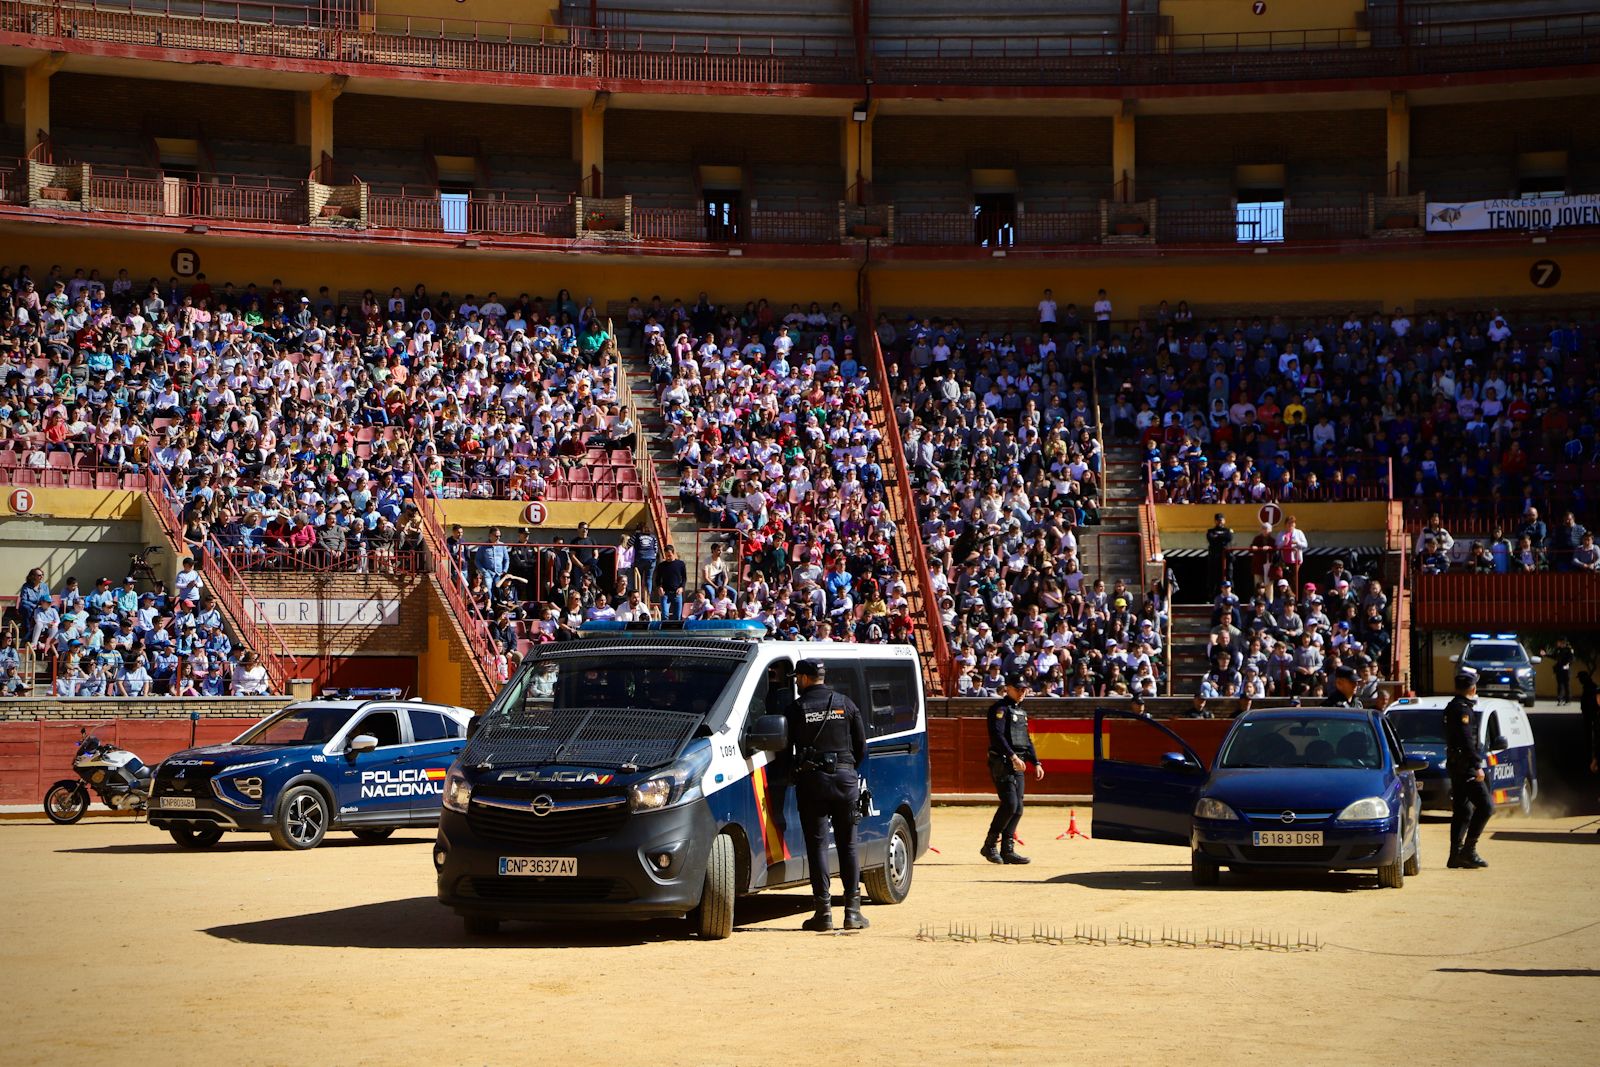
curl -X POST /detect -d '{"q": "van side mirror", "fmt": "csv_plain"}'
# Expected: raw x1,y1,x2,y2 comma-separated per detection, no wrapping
347,734,378,755
744,714,788,755
1448,654,1460,663
1491,735,1509,752
466,715,483,739
1529,656,1542,664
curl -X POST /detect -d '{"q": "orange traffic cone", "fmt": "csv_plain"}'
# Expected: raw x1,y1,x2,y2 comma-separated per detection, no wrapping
1056,810,1089,840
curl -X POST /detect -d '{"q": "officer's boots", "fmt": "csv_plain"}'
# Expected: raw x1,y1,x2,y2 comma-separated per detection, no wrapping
1447,830,1489,869
979,836,1003,864
801,895,833,932
1000,847,1031,865
843,895,870,931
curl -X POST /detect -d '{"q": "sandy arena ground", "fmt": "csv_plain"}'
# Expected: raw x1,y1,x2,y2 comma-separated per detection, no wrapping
3,807,1596,1066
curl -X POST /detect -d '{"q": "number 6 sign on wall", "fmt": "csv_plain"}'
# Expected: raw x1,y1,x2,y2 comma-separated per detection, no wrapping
170,248,200,278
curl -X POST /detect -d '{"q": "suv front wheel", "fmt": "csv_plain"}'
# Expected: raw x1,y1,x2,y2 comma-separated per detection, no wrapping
269,784,330,851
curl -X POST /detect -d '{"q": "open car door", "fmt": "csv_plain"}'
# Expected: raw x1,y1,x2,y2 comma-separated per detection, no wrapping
1092,707,1207,846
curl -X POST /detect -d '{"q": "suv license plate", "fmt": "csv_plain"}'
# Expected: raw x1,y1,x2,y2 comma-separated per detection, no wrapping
1253,830,1323,846
499,857,577,877
159,797,197,809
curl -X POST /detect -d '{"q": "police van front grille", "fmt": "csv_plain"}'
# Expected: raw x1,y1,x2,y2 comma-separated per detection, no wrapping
467,800,631,846
460,876,634,903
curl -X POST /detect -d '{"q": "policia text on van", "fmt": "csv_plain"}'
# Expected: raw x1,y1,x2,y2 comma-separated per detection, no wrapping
433,621,932,939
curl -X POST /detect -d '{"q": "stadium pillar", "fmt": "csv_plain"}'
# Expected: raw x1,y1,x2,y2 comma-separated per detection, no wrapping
574,92,607,197
842,102,875,204
21,52,65,155
1112,102,1136,202
304,76,346,178
1386,91,1410,196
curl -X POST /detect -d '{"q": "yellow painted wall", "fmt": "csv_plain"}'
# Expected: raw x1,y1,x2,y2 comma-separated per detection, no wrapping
1155,502,1389,547
12,224,1600,320
438,498,644,534
1163,0,1366,42
0,487,141,521
372,1,562,36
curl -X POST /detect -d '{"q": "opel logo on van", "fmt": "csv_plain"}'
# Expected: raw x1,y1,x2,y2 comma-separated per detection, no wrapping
531,794,556,817
1280,811,1296,824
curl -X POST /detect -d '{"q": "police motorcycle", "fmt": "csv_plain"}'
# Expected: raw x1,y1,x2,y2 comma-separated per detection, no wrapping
43,726,153,823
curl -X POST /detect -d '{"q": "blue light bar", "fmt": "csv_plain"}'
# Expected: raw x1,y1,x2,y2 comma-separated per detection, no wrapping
578,620,769,637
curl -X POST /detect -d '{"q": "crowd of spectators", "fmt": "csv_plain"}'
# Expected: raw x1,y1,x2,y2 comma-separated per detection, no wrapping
4,564,272,696
1116,302,1597,524
1413,508,1598,574
876,305,1165,698
0,263,640,576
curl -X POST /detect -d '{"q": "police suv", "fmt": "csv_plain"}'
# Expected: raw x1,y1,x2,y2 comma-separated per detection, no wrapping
1451,634,1541,706
148,695,474,850
434,620,933,939
1384,695,1539,814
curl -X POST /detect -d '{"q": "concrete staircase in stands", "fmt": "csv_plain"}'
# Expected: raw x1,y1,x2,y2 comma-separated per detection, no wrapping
1168,604,1215,697
622,356,706,575
1085,442,1148,597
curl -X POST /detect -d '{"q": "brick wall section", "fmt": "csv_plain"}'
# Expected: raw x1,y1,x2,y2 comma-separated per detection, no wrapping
1137,110,1384,166
1411,95,1600,158
606,110,840,165
0,698,289,722
235,573,426,657
335,94,571,151
875,116,1112,168
51,73,298,143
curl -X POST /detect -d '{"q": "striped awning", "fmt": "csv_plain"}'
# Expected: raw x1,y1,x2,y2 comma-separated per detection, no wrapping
1159,545,1384,560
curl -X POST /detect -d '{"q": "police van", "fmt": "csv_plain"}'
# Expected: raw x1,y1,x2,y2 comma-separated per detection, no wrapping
1383,696,1538,814
433,620,932,939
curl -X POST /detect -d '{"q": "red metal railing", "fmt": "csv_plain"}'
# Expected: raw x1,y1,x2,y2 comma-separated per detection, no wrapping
406,455,499,693
455,541,622,605
210,546,429,575
1284,202,1368,241
1,1,1595,88
187,176,307,224
863,282,954,693
1411,572,1600,629
146,462,296,693
1017,210,1100,246
746,208,837,245
892,211,975,247
631,206,705,243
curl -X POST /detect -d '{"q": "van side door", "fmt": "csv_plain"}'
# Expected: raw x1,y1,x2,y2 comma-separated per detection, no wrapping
860,659,925,865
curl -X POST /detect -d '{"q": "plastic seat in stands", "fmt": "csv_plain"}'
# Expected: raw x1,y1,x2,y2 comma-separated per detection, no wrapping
47,452,72,470
610,450,632,466
570,484,595,501
95,472,119,489
616,467,639,484
568,467,591,484
124,473,148,490
594,483,619,502
69,469,94,488
620,484,644,502
43,469,67,488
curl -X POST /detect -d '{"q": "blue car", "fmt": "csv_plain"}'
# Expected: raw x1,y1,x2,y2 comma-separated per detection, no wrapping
1093,707,1427,888
148,697,473,851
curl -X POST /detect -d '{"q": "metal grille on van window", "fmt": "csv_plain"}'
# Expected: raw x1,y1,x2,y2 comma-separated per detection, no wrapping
464,706,703,770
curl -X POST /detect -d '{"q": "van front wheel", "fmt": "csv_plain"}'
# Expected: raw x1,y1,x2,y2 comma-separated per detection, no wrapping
863,814,914,904
692,834,736,940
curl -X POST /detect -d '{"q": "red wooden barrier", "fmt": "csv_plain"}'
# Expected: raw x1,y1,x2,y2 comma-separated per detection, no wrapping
0,718,259,804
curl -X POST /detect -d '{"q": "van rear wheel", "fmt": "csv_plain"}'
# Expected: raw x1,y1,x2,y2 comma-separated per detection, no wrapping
1519,779,1534,816
864,814,914,904
692,833,736,940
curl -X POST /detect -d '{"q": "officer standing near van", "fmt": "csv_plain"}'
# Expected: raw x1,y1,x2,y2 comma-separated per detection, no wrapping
1445,667,1492,869
982,673,1044,864
787,659,869,932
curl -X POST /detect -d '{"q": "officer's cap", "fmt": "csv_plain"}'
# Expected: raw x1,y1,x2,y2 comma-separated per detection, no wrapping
1003,671,1027,689
1454,667,1479,691
795,659,825,678
1334,666,1358,683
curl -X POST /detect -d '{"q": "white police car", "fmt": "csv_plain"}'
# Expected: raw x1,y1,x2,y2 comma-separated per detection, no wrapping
149,695,474,850
1384,695,1539,814
1451,634,1540,706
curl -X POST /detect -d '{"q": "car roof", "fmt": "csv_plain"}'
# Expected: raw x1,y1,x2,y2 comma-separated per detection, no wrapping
284,698,472,719
1388,696,1524,714
1239,708,1373,723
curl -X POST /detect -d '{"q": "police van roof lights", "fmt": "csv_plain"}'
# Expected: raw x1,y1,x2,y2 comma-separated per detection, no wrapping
579,620,770,637
1467,633,1520,641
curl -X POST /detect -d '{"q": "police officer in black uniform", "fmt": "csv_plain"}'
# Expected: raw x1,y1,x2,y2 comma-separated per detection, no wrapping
982,672,1044,864
1445,667,1492,869
1325,665,1364,708
786,659,869,932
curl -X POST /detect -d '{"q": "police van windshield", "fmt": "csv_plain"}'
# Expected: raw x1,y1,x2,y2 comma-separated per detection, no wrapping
237,705,354,746
1219,717,1383,770
1386,708,1447,745
1465,643,1528,666
515,654,738,715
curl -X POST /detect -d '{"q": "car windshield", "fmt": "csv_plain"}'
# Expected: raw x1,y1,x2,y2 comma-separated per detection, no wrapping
1386,708,1447,745
236,705,353,746
1465,643,1527,666
1219,716,1384,770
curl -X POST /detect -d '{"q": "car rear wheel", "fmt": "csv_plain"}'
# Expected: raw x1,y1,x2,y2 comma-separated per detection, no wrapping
1191,849,1220,886
352,828,395,844
1519,779,1534,817
169,825,224,849
268,785,329,851
692,833,736,939
863,813,914,904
